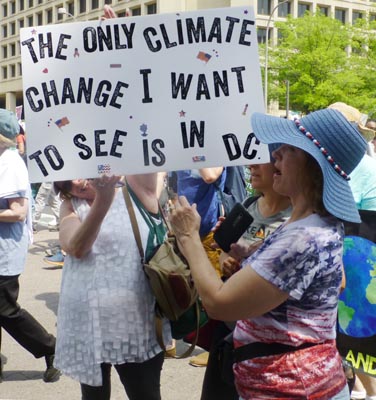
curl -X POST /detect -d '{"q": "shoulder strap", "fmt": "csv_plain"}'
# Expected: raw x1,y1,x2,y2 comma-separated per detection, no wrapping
122,184,144,262
155,301,201,359
242,195,260,209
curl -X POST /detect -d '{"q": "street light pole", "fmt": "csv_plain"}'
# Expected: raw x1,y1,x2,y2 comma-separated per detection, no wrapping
264,0,289,112
285,79,290,118
57,7,76,20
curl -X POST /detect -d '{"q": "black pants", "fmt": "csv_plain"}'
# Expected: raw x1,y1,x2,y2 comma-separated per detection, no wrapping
81,351,164,400
0,275,55,358
201,321,239,400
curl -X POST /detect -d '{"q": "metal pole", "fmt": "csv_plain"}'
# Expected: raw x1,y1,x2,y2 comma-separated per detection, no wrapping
285,79,290,118
264,0,289,112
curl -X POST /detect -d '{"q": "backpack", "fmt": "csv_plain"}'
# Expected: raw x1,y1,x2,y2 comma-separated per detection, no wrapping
122,184,207,358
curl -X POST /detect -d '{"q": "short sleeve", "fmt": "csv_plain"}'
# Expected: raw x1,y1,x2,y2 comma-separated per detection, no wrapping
245,226,320,300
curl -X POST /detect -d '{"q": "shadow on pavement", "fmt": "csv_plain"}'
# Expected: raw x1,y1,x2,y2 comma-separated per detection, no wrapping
2,370,44,382
35,292,60,316
28,237,61,257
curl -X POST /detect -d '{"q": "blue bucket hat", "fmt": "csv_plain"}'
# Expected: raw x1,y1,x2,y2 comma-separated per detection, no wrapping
0,109,20,140
251,109,367,223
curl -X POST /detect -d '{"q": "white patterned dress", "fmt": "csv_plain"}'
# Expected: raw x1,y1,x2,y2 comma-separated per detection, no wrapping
55,189,171,386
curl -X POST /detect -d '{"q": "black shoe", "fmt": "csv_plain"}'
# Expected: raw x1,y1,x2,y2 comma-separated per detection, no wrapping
43,354,61,383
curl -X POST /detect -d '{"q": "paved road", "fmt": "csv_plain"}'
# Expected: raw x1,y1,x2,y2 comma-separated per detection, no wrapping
0,219,205,400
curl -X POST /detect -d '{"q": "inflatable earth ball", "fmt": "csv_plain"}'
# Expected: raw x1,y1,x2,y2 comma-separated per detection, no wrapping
338,236,376,338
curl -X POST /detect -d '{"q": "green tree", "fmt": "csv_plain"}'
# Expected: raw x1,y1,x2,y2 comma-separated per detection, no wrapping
263,11,376,115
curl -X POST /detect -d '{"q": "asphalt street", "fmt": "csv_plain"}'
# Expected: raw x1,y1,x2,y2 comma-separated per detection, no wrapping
0,214,205,400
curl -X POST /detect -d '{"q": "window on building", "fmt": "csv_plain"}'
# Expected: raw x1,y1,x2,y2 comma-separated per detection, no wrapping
68,2,75,17
2,25,8,38
353,11,363,24
11,64,16,78
257,27,267,45
37,12,43,25
370,13,376,22
28,15,34,26
2,4,8,17
38,0,43,4
131,7,141,16
318,6,328,17
11,43,16,56
20,0,25,11
11,22,16,35
147,3,157,15
11,1,16,14
18,63,22,76
19,19,24,29
46,8,53,23
258,0,271,16
278,1,291,18
79,0,87,14
117,11,127,17
29,0,34,7
335,9,346,24
298,3,310,17
2,67,8,80
104,0,112,4
91,0,99,10
2,45,8,59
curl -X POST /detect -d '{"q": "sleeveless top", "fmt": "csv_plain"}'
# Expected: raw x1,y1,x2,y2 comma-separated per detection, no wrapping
55,189,171,386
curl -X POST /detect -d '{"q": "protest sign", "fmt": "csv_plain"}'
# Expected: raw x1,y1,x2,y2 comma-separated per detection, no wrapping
20,6,268,182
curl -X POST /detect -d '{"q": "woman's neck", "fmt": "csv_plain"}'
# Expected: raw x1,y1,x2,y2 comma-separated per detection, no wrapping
258,191,291,218
287,194,316,223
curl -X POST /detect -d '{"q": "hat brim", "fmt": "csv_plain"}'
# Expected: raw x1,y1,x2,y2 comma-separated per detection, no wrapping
251,113,361,223
358,125,375,142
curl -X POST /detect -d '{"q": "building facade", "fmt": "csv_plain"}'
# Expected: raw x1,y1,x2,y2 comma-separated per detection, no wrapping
1,0,375,111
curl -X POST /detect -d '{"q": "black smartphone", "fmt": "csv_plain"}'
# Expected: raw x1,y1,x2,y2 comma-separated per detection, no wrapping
213,203,254,253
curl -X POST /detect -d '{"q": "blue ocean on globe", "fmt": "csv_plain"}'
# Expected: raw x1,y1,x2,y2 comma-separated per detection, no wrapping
338,236,376,338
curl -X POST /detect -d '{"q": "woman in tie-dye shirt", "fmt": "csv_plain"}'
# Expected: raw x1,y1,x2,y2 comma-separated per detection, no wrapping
170,109,368,399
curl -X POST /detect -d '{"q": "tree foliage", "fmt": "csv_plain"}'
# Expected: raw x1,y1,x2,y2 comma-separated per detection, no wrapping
263,11,376,116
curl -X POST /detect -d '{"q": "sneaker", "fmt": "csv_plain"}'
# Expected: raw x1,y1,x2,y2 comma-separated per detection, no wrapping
351,390,367,400
43,355,61,383
44,244,62,257
189,351,209,367
48,223,59,232
43,251,65,267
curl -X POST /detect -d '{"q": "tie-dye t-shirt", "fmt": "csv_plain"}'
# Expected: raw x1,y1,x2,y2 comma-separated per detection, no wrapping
233,214,347,399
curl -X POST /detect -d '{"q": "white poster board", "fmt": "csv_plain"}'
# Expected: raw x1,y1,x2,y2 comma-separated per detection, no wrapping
20,6,268,183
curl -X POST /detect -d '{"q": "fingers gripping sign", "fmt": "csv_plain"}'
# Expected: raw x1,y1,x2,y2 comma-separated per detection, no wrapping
102,4,117,20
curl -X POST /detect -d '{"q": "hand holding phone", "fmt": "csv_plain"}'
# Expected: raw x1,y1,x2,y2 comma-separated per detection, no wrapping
213,203,254,253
